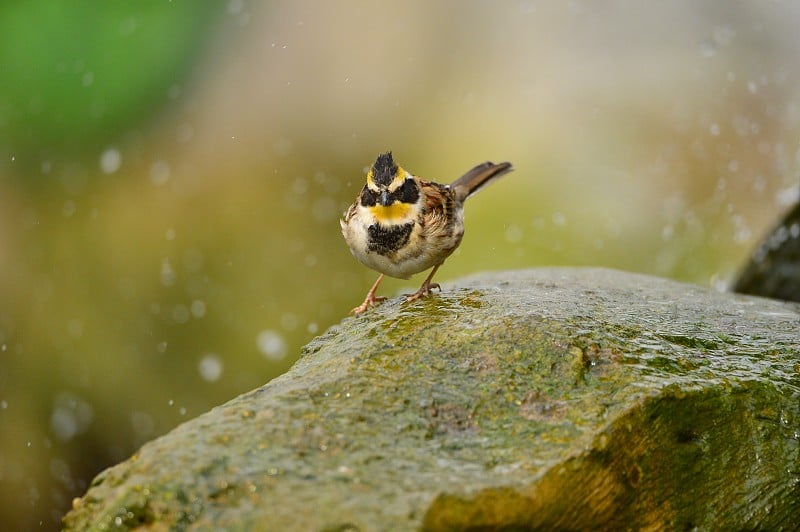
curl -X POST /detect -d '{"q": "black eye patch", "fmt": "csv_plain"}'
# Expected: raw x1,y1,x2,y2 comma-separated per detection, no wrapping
360,186,379,207
393,179,419,204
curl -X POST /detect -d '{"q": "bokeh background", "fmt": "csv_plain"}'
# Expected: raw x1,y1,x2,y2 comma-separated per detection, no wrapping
1,1,799,529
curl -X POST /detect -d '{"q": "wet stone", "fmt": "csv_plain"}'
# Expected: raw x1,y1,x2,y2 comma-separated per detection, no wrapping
63,268,800,530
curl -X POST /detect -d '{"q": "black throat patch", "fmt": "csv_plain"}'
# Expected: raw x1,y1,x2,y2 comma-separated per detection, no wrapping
367,222,414,255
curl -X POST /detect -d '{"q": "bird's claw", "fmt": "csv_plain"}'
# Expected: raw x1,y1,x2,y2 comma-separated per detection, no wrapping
350,295,387,315
404,282,440,302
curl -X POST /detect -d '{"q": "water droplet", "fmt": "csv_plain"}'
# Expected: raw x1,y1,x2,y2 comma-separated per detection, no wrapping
150,161,170,186
160,258,176,286
50,393,94,441
257,330,288,361
172,304,190,324
99,148,122,174
505,224,523,243
280,313,298,331
191,300,206,318
699,40,716,58
228,0,244,14
62,200,76,217
712,26,735,46
292,178,308,194
198,354,223,382
274,138,293,156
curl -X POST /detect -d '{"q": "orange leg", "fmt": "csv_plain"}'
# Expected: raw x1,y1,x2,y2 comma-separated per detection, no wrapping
351,274,387,315
405,264,442,302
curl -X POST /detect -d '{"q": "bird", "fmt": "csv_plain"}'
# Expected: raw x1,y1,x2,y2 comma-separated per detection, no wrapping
341,151,513,315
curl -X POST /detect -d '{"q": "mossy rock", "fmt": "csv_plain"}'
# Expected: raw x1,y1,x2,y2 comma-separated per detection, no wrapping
64,268,800,530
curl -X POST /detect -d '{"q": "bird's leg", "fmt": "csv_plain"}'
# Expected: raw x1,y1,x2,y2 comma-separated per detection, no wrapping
351,274,387,315
405,264,442,302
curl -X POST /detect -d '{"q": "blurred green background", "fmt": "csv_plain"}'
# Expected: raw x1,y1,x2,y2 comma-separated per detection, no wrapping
1,1,799,529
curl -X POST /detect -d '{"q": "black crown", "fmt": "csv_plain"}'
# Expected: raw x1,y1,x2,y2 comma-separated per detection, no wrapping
372,152,398,187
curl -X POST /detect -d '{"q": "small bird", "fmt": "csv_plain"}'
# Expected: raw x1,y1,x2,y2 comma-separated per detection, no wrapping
341,152,513,314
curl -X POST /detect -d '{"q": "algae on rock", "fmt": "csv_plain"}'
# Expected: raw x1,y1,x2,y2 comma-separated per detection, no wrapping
64,268,800,530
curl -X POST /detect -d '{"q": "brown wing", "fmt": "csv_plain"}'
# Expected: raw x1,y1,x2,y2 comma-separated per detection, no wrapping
418,180,457,235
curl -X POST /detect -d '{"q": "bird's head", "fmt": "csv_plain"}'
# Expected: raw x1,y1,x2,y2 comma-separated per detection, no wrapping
360,152,420,224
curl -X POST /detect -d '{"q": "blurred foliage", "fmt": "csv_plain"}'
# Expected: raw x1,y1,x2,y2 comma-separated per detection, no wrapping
0,1,221,177
0,1,799,530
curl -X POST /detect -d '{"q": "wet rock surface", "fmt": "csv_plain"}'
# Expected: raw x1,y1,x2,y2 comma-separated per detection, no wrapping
64,268,800,530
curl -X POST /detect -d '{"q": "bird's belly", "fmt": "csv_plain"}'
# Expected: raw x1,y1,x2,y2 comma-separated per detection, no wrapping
341,208,463,279
351,229,462,279
355,249,440,279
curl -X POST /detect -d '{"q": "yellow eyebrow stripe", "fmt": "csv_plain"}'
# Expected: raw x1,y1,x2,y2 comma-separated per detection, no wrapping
368,202,412,223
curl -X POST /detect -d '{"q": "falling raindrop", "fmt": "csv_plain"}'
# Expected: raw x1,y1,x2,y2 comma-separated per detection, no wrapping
99,148,122,174
160,258,176,287
50,393,94,442
257,330,288,361
191,300,206,318
505,224,523,243
280,313,298,331
198,354,224,382
171,304,190,324
150,161,170,186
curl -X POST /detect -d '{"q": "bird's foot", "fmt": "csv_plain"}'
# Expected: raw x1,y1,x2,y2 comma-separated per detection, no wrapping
404,282,440,303
350,274,386,315
350,293,386,315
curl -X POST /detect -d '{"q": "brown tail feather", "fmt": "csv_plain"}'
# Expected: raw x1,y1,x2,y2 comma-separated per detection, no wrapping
450,161,513,203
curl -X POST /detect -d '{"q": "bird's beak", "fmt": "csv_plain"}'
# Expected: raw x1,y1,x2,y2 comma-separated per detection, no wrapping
379,190,392,206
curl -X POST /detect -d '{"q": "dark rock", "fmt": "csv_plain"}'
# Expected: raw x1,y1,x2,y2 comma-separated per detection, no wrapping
64,268,800,530
733,201,800,302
